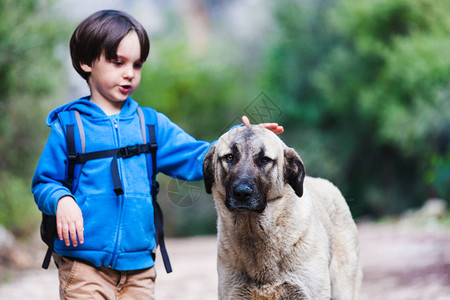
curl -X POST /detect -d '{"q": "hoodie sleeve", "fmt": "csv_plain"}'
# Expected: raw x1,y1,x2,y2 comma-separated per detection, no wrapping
31,120,73,215
156,112,214,181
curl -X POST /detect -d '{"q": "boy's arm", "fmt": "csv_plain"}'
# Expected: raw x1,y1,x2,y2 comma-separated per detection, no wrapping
155,112,212,181
31,122,73,216
32,122,84,247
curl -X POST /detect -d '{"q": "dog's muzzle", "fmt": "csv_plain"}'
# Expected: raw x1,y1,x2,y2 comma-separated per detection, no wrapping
226,180,266,213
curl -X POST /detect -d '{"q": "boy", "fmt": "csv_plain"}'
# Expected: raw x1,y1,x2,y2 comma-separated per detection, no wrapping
32,10,283,299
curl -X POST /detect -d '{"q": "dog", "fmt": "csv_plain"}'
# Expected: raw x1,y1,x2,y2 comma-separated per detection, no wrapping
203,125,362,300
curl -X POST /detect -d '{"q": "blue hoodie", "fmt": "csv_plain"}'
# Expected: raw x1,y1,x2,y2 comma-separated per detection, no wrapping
32,96,212,270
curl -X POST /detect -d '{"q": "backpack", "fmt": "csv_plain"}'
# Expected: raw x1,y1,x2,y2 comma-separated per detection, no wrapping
40,107,172,273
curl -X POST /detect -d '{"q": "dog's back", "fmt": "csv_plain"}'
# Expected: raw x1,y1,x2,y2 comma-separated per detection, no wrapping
305,177,362,299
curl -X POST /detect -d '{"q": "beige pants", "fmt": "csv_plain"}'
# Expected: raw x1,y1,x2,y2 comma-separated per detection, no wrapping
53,254,156,300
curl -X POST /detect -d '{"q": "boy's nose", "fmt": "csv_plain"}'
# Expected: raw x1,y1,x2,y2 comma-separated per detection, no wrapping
123,66,135,79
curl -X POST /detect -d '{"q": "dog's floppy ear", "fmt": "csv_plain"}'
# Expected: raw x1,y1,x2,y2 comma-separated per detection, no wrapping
203,145,216,194
284,147,306,197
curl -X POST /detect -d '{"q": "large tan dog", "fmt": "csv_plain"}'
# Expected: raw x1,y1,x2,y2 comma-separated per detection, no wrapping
203,125,362,300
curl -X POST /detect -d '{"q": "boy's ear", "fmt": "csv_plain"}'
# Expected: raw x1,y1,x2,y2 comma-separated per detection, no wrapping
80,63,92,73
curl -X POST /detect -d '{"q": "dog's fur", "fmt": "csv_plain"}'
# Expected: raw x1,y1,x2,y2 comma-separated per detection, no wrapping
203,125,362,300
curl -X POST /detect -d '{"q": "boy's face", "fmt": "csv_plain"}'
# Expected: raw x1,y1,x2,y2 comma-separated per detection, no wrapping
81,31,143,114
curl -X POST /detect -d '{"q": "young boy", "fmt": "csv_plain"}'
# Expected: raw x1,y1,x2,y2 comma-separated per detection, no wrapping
32,10,283,299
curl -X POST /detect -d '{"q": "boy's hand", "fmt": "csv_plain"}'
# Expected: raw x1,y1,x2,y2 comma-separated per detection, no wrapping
242,116,284,135
56,196,84,247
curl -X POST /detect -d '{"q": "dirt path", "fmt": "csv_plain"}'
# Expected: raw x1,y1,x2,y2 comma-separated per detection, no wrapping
0,224,449,299
358,223,450,300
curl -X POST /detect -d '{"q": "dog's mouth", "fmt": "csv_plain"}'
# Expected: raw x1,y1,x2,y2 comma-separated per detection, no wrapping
225,196,267,213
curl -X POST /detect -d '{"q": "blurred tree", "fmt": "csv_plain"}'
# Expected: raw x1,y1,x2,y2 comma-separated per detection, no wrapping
260,0,450,217
0,0,67,235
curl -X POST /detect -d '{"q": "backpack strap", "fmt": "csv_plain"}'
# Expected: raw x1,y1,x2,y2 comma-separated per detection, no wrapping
65,110,85,192
138,107,172,274
64,109,151,196
40,213,56,269
41,110,85,269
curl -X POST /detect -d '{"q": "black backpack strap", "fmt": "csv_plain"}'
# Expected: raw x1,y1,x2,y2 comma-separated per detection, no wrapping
138,107,172,273
42,110,84,269
65,124,76,191
64,110,85,192
68,142,156,196
41,213,56,269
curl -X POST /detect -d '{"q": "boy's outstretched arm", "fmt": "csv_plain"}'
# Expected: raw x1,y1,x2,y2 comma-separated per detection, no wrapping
242,116,284,135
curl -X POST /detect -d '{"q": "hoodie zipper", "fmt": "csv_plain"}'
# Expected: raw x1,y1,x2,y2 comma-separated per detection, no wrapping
109,117,124,269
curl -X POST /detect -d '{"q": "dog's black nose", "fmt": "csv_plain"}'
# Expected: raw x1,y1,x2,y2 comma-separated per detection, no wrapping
233,184,253,201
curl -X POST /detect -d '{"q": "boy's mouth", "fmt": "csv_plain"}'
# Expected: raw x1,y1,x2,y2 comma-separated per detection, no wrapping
119,85,132,93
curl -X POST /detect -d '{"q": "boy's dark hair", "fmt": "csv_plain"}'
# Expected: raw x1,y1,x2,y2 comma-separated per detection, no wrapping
70,10,150,80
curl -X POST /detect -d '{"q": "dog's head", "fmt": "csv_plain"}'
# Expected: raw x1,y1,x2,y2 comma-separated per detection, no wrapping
203,125,305,213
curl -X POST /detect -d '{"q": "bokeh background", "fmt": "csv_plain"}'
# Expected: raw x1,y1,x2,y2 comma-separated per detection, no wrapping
0,0,449,298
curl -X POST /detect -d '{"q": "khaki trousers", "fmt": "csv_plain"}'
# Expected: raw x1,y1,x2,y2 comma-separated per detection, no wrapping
53,254,156,300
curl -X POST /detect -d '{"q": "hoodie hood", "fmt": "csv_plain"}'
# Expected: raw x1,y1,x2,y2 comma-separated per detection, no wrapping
46,96,140,126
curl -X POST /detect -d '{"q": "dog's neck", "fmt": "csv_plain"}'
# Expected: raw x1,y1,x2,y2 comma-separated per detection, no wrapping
217,188,312,283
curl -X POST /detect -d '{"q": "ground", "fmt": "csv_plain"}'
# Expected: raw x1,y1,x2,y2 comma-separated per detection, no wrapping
0,223,449,299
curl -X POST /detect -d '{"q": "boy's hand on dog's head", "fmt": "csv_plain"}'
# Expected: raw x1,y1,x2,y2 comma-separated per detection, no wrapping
56,196,84,247
242,116,284,135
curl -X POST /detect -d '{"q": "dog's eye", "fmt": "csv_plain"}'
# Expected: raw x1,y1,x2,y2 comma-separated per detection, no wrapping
224,154,234,162
261,156,272,164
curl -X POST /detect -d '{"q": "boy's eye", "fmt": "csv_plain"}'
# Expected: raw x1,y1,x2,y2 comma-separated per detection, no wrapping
113,61,123,66
134,62,143,69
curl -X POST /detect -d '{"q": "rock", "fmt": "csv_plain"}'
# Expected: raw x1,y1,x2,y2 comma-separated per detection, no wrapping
398,198,448,230
0,224,32,268
417,198,447,219
0,224,15,248
9,249,32,268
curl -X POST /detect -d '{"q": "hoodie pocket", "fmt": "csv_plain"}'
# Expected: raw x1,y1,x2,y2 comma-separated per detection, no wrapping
119,194,156,253
54,194,118,252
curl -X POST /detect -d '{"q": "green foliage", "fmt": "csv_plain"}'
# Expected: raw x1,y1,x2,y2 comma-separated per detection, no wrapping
0,174,40,236
260,0,450,217
0,0,68,235
0,0,67,175
330,0,450,154
0,0,65,104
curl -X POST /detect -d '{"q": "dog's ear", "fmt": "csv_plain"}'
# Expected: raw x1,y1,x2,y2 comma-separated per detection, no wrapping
203,146,216,194
284,147,306,197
